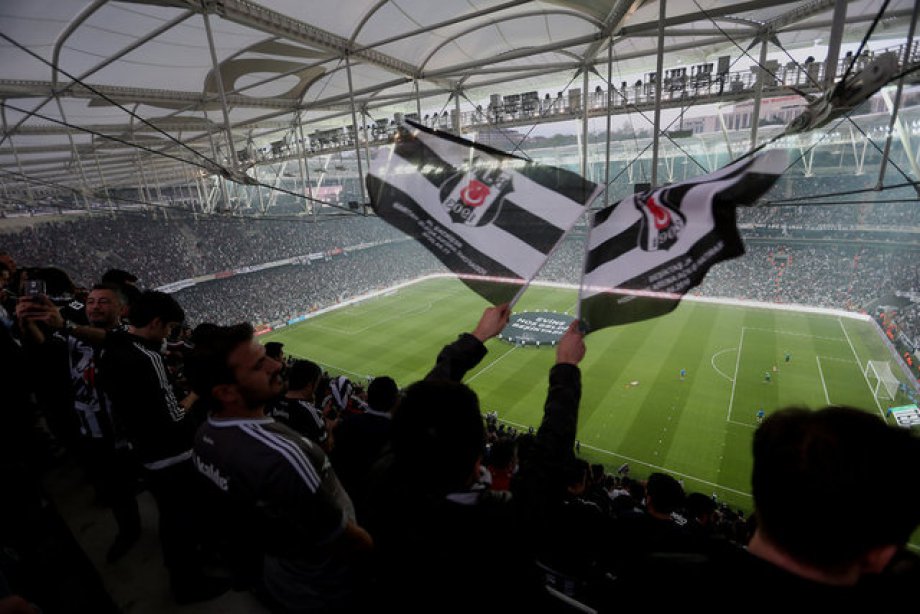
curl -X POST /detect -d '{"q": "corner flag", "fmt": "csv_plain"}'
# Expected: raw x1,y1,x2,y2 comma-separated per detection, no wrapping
366,121,599,304
580,150,786,332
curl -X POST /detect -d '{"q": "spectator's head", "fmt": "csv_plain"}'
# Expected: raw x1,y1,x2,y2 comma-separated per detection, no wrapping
685,492,717,526
190,322,220,346
646,473,684,517
101,268,138,287
186,322,284,415
487,437,516,472
85,283,127,329
0,261,10,289
626,477,646,503
130,290,185,343
751,406,920,582
0,250,15,275
367,376,399,414
565,459,590,496
264,341,284,362
288,359,321,399
393,379,484,494
591,463,605,485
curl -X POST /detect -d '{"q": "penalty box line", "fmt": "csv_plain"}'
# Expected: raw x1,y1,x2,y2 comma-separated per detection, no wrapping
726,326,854,426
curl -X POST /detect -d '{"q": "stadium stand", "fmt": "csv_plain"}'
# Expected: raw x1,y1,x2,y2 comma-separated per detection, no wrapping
2,2,919,612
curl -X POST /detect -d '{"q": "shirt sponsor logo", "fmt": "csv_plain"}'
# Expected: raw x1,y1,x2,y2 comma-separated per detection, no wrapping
194,454,229,491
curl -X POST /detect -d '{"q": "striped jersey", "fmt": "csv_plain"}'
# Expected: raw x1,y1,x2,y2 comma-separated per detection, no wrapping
100,330,194,468
193,416,354,558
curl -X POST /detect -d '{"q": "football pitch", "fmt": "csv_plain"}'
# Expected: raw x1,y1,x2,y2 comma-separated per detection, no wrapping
260,276,911,515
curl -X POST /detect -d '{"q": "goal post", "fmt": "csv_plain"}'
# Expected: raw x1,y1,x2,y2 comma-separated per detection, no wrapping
864,360,899,401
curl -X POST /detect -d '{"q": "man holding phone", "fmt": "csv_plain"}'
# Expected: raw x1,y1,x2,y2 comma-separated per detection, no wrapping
16,283,142,562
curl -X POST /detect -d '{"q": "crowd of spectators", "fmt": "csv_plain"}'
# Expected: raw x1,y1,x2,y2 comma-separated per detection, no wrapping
534,235,920,351
736,200,920,229
5,206,917,350
0,212,403,289
175,242,443,325
2,207,920,612
695,244,920,350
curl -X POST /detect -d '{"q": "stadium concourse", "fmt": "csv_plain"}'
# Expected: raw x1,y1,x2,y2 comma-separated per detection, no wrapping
3,0,920,612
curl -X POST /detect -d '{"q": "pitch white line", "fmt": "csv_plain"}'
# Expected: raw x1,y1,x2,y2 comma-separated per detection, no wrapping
727,419,756,429
496,417,751,497
816,356,831,404
838,318,886,420
306,360,369,380
816,355,856,363
308,299,441,335
742,326,846,342
726,328,745,422
466,346,519,383
710,348,736,382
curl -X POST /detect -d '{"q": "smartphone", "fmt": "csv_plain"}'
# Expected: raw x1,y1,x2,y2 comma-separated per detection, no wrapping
25,279,46,297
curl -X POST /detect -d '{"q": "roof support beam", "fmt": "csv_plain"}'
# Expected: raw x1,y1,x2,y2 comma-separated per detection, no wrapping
202,7,238,168
616,0,802,37
823,0,848,86
651,0,667,187
345,55,367,205
749,37,769,152
0,80,308,111
198,0,452,89
877,0,920,189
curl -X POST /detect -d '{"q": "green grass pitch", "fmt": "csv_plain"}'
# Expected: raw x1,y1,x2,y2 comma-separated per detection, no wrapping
260,277,913,524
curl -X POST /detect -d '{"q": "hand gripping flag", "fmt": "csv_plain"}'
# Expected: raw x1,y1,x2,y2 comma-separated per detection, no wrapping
366,121,600,304
580,150,786,332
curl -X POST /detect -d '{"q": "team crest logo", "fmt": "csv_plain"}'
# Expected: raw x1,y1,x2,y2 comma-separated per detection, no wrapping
440,159,513,227
635,190,686,251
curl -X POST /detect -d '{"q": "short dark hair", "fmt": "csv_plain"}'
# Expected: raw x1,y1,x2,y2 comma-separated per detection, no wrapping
685,492,716,521
564,458,590,488
130,290,185,327
393,380,484,494
101,268,138,285
488,438,516,469
264,341,284,359
753,406,920,570
368,376,399,413
646,473,684,514
288,359,321,391
90,282,128,305
185,323,254,399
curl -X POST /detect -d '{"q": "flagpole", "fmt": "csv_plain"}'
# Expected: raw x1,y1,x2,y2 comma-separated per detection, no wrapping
508,205,590,310
576,209,596,324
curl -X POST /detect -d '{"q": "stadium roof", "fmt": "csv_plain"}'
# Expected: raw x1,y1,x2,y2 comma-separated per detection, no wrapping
0,0,916,213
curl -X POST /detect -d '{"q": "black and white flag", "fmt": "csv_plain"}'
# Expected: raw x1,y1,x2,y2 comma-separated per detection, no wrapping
580,151,786,332
366,121,599,304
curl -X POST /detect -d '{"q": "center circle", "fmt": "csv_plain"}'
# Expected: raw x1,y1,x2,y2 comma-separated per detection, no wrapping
498,311,575,347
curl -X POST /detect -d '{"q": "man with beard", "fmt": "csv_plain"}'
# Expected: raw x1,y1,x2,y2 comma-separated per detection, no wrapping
16,283,141,562
187,323,372,612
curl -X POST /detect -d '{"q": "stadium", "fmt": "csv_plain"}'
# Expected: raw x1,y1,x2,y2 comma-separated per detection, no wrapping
2,1,919,612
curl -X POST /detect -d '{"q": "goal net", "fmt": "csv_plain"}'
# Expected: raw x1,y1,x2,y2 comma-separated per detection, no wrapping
865,360,899,401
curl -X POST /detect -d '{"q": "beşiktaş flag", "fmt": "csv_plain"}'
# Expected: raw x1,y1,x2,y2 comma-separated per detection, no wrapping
580,150,786,332
366,121,600,304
